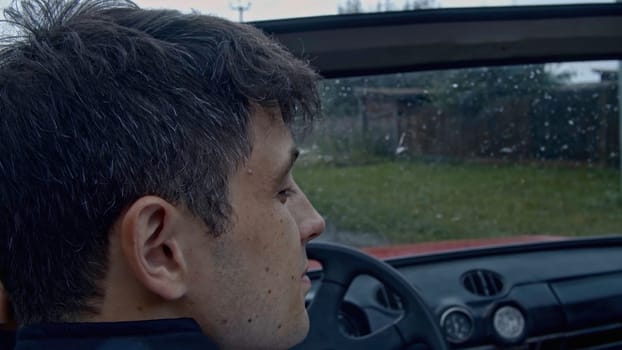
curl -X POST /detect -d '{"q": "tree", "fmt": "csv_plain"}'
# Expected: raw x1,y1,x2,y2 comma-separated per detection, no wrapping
339,0,435,14
403,0,435,9
338,0,363,14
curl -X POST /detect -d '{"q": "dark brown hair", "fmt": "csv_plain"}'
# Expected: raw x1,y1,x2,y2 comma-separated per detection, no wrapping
0,0,319,324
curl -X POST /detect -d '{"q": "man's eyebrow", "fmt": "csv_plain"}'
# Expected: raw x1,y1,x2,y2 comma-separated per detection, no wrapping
289,147,300,168
274,147,300,184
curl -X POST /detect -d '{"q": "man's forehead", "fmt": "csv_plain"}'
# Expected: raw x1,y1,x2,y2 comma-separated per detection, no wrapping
240,104,293,172
251,104,291,140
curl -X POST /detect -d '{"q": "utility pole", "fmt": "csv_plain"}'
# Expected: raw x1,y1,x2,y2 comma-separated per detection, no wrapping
230,1,251,22
618,59,621,192
619,0,622,193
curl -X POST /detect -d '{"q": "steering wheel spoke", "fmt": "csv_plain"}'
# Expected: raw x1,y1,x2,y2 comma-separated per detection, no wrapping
306,281,346,329
295,242,448,350
351,323,407,349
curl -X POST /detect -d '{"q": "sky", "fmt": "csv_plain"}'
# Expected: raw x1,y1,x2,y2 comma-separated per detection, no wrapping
0,0,614,21
130,0,613,22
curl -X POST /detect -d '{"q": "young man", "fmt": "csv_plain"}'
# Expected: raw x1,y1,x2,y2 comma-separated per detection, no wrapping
0,0,325,349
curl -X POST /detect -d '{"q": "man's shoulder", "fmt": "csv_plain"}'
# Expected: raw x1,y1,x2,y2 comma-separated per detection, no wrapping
14,318,219,350
1,329,16,349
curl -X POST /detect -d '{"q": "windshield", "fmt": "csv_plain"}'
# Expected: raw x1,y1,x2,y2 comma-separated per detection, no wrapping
296,60,621,249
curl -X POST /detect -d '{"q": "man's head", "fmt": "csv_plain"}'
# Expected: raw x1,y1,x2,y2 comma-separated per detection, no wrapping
0,0,324,348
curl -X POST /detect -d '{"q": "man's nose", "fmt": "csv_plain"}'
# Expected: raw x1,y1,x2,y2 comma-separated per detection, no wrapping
297,193,325,244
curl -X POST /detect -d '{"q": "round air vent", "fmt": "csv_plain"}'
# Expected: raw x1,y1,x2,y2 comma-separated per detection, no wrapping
461,269,504,297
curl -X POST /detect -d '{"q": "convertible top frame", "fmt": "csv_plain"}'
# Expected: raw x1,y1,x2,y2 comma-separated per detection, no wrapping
254,3,622,78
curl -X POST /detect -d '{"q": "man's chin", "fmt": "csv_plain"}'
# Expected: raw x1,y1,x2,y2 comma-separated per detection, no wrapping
287,308,310,348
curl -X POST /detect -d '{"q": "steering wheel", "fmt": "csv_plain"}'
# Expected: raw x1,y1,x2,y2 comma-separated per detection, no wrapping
293,242,448,350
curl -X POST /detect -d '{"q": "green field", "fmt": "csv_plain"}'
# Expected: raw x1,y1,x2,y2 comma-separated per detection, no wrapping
294,161,622,243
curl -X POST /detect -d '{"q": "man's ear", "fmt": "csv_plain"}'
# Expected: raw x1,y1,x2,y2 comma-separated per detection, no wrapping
119,196,189,301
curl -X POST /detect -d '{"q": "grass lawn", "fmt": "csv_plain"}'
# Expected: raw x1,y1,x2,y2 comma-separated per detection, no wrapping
294,161,622,243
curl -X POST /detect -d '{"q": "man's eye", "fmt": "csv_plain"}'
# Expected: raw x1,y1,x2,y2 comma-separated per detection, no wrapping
277,188,295,203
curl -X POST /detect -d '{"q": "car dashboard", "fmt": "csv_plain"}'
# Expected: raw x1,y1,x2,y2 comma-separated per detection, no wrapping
306,236,622,349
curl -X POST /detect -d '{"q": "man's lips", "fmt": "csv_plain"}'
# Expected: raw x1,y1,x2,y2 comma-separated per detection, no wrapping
301,263,311,288
301,274,311,290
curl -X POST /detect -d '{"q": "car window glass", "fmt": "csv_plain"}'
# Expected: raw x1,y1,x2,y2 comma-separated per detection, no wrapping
296,60,621,250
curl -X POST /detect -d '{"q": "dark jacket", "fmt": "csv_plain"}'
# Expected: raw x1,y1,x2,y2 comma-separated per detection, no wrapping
0,329,15,350
12,318,218,350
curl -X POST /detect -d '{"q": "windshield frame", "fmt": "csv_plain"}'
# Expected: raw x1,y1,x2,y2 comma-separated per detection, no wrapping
255,3,622,78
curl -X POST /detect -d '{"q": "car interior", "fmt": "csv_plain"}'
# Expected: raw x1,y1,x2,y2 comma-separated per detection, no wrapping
0,2,620,350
